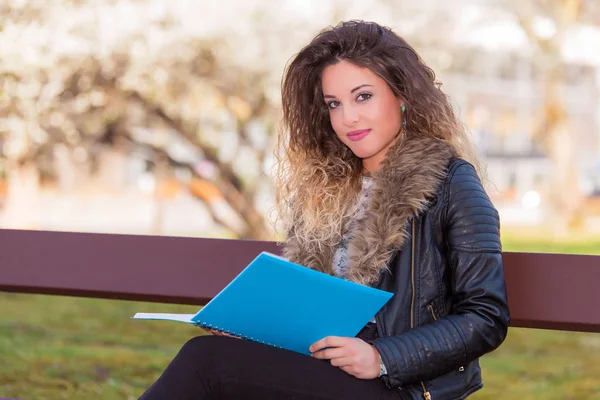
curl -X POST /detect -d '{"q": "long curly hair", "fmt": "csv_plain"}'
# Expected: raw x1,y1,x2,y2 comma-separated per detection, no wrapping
273,20,482,246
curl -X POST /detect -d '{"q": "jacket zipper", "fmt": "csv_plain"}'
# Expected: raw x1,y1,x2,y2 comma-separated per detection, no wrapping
410,221,432,400
427,304,438,321
410,220,416,330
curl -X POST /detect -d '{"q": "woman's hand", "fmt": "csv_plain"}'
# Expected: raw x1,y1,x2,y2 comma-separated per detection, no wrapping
309,336,381,379
201,327,240,339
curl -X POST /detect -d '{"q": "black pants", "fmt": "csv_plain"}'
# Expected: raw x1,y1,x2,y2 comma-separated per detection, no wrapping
138,335,409,400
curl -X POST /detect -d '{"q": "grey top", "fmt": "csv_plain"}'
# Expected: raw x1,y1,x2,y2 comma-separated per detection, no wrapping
332,176,373,278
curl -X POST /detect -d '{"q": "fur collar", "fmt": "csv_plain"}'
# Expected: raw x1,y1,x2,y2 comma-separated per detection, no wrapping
283,134,456,286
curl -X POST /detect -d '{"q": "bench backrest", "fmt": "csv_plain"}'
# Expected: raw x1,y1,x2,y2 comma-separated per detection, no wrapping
0,229,598,333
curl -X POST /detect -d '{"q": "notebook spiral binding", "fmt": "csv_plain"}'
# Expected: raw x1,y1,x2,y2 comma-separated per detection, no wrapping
198,322,281,349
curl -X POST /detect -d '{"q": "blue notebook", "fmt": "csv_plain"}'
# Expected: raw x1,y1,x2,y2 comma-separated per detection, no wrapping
133,252,393,355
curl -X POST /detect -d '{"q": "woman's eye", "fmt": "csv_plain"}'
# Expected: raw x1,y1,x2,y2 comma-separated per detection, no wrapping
357,93,372,102
327,101,340,109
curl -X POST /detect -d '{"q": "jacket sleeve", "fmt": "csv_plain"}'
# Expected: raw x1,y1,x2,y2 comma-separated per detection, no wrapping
372,161,510,388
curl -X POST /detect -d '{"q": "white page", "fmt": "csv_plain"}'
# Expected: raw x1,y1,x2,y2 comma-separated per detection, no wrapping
132,313,197,324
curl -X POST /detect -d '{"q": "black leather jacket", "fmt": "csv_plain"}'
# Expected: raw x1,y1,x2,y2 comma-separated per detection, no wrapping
371,159,510,400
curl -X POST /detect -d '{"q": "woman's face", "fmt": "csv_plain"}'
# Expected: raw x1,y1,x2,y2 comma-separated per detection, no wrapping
321,60,403,173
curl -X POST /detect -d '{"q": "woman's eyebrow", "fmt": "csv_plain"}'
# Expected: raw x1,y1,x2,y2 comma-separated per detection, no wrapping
323,84,373,99
350,84,373,93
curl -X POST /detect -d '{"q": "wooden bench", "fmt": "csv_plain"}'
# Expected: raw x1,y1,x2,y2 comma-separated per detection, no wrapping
1,228,599,333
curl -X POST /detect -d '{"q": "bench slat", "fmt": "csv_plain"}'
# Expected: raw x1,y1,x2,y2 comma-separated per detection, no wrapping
0,229,598,333
0,229,280,305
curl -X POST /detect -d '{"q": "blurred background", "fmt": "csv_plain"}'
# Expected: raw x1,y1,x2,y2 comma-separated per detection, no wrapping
1,0,599,399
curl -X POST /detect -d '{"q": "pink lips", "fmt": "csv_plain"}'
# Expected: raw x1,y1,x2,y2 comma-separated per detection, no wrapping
346,129,371,142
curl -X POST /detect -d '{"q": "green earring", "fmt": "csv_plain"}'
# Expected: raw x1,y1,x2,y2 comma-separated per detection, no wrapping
401,105,406,126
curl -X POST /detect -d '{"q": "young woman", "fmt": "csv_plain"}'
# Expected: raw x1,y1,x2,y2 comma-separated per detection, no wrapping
138,20,509,400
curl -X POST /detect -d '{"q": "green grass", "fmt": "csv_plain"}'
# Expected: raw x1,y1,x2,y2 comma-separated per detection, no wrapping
501,229,600,255
1,234,599,399
0,295,203,399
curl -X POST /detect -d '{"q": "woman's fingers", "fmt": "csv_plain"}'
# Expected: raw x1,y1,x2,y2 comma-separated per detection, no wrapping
210,329,240,339
311,346,348,360
309,336,348,353
199,327,236,338
329,356,354,367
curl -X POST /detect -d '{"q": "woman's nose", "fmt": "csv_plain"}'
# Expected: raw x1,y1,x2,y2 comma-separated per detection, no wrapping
342,105,359,126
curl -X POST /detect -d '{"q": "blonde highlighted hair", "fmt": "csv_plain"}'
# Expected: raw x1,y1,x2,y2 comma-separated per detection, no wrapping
272,20,483,247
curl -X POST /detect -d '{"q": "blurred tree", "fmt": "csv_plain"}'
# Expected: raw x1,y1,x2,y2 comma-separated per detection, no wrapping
3,0,597,238
499,0,600,235
0,0,281,239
